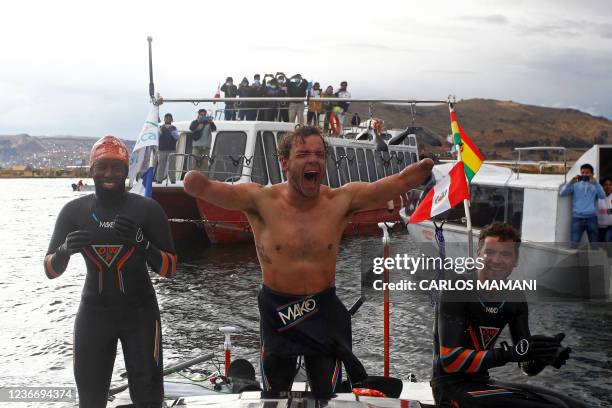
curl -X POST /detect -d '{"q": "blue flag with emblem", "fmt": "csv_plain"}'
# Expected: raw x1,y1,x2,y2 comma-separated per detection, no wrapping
129,104,159,197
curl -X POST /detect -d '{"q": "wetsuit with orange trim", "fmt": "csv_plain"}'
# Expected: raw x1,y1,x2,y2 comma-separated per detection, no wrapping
431,276,576,408
45,192,176,408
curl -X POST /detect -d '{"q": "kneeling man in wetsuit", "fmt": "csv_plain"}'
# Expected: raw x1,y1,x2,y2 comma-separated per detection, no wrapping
44,136,177,408
432,222,578,407
184,125,433,398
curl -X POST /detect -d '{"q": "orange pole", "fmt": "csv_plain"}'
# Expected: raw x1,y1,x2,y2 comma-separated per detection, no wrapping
383,242,390,377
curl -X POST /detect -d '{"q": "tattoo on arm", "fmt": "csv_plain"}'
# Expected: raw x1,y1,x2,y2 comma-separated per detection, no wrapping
256,244,273,264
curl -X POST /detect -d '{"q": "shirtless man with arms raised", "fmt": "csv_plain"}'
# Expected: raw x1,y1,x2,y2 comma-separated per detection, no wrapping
184,125,433,398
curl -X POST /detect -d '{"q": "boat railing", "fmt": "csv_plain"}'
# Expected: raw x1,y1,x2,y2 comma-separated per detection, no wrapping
513,146,568,182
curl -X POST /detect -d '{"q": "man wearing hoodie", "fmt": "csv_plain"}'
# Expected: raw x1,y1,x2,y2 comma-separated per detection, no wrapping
287,74,308,125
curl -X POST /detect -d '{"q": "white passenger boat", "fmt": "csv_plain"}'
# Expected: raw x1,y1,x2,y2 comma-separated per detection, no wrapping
406,145,612,300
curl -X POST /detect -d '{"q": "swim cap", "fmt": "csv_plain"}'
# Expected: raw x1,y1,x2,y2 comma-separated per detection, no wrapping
90,135,129,167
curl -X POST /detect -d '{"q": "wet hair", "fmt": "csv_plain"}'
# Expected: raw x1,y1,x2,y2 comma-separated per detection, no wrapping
478,222,521,255
164,113,173,120
198,108,207,115
278,126,327,160
580,163,594,173
601,177,612,185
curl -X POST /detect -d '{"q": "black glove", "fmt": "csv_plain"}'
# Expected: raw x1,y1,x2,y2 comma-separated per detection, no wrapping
509,335,562,363
57,230,92,256
550,333,571,369
113,215,150,252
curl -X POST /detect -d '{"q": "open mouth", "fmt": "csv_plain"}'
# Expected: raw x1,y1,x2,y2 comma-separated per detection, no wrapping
303,171,319,184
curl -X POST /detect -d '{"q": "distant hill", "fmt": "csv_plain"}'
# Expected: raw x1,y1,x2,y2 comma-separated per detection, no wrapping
351,98,612,160
0,134,134,168
2,99,611,166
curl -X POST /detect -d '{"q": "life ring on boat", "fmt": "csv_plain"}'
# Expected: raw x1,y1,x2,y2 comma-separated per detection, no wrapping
372,118,383,135
329,112,341,136
352,388,387,397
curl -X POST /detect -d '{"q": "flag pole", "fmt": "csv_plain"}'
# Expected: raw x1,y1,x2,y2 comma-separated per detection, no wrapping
449,102,474,257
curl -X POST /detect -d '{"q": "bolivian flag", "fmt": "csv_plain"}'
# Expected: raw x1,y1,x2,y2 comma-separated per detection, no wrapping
450,109,484,181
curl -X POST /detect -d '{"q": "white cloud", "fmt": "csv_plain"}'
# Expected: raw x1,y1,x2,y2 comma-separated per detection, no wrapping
1,0,611,137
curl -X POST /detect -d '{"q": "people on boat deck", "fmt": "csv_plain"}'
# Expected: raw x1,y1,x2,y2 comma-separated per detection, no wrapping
220,77,238,121
189,109,217,174
183,125,434,399
286,73,308,125
155,113,179,184
597,177,612,242
262,76,283,122
237,77,252,121
322,85,336,133
307,82,323,126
44,135,177,408
335,81,351,135
432,222,575,408
275,72,290,122
251,74,264,120
559,163,606,243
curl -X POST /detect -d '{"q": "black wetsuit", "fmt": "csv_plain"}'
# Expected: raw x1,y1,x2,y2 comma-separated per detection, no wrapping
44,192,176,408
258,285,367,399
432,277,573,407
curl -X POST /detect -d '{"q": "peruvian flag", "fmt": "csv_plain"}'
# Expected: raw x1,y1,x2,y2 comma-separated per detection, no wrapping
409,162,470,224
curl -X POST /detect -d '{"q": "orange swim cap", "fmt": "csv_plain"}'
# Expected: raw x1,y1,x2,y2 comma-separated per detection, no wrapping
90,135,129,167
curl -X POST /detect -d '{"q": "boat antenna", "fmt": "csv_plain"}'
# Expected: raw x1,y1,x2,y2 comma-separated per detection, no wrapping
147,36,155,101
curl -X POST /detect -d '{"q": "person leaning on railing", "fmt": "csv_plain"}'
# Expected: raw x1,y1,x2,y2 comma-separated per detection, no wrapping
189,109,216,174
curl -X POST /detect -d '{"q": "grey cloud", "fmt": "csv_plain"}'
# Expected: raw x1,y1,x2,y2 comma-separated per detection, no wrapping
518,19,612,39
422,69,478,75
332,42,417,53
457,14,509,25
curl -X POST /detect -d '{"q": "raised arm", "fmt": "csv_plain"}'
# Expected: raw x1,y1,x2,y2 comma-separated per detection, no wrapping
345,158,433,213
183,170,261,212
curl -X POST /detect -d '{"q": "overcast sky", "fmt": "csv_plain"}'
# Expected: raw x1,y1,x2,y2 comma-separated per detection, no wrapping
2,0,611,139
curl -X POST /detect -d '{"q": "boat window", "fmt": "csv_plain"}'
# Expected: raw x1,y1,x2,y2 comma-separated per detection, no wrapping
469,185,507,228
396,152,406,171
382,151,392,177
262,131,282,184
507,188,524,230
374,151,385,181
346,148,360,182
251,132,269,185
321,170,328,186
366,150,378,181
326,148,340,188
403,152,412,166
410,152,417,163
209,131,248,182
336,147,350,185
356,149,369,181
390,151,399,174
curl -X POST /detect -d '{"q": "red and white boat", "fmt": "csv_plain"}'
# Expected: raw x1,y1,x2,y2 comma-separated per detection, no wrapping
151,115,423,246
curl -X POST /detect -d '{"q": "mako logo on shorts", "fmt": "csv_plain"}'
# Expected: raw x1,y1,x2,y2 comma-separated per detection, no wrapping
277,298,318,328
479,326,500,349
91,245,123,267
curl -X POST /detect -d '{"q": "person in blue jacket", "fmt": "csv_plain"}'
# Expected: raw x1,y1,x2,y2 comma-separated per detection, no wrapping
559,163,606,243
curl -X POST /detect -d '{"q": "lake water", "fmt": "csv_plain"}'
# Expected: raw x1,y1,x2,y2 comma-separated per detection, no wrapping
0,178,610,407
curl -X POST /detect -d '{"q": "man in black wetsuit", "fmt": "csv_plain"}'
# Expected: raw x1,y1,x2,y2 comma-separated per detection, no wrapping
44,135,177,408
432,222,577,408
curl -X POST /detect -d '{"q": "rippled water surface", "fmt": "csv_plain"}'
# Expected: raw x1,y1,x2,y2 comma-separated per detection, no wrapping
0,178,610,407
